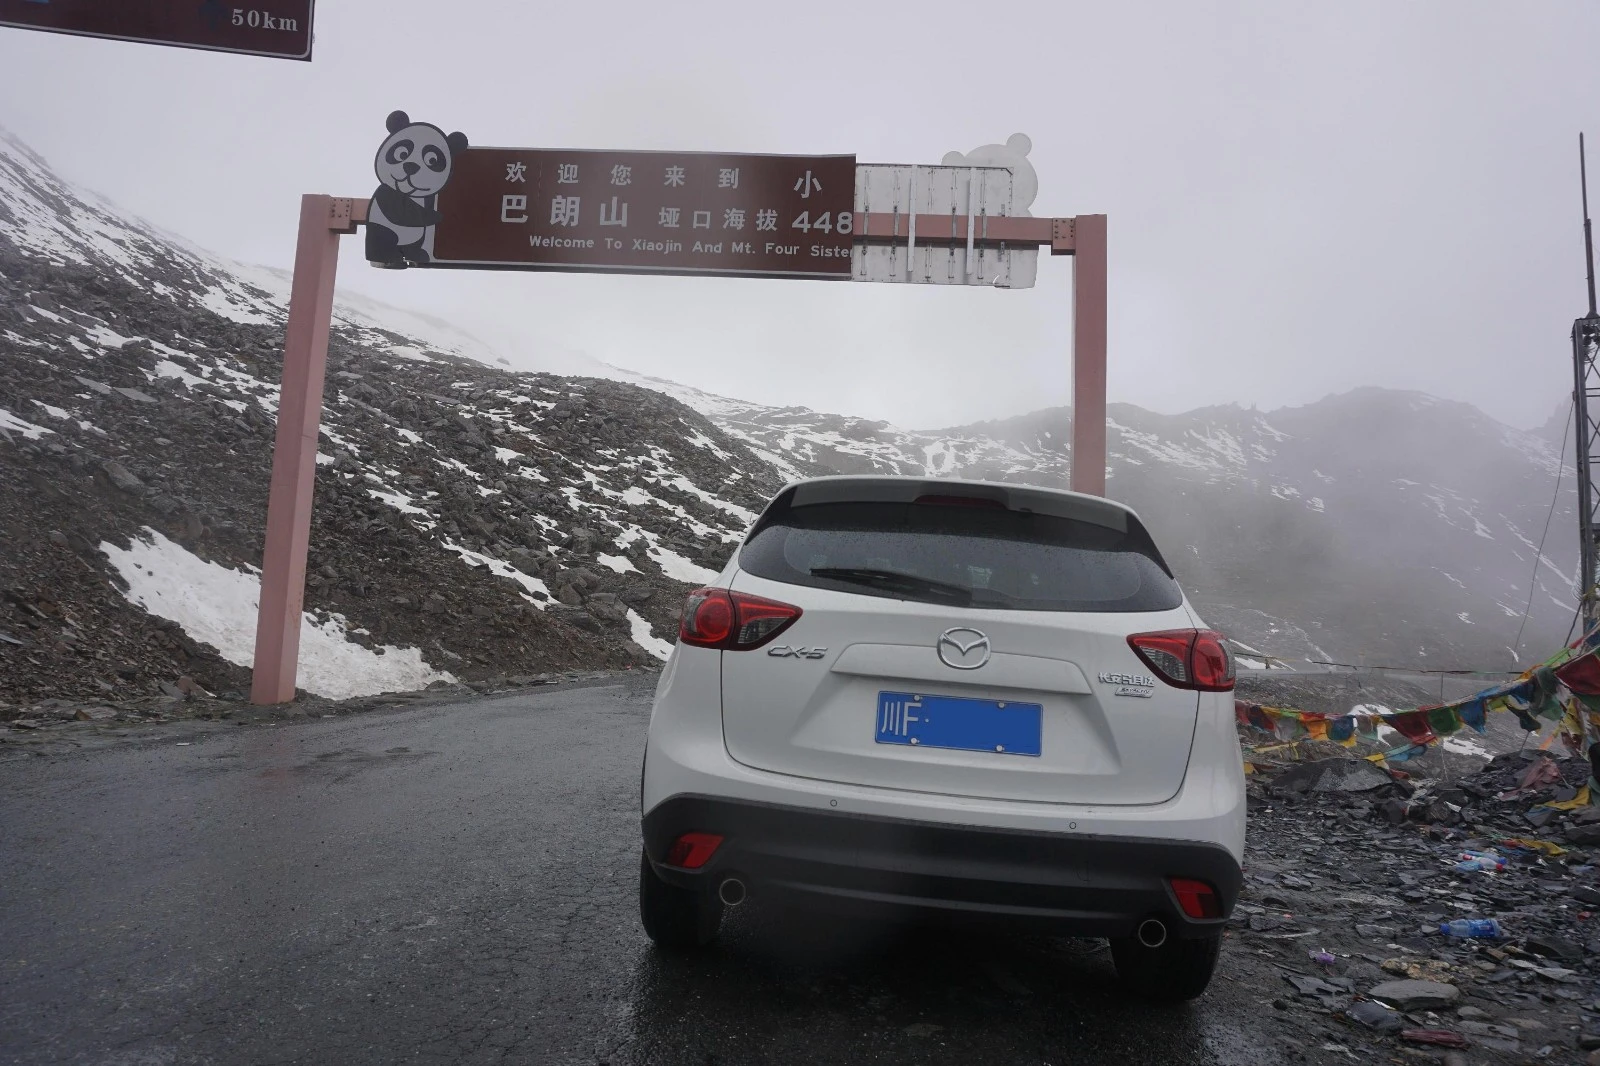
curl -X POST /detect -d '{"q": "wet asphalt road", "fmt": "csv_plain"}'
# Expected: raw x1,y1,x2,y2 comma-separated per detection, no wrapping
1,678,1288,1066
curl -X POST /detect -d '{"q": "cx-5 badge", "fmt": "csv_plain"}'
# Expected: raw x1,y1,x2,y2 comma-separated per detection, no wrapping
937,627,991,670
768,646,828,659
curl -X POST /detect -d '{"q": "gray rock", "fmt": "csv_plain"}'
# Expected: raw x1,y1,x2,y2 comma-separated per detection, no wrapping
1368,979,1459,1010
114,387,157,404
546,604,598,632
556,584,582,607
1566,824,1600,845
587,600,628,624
1273,757,1397,795
1346,999,1405,1032
101,461,145,494
1573,884,1600,906
1526,934,1583,961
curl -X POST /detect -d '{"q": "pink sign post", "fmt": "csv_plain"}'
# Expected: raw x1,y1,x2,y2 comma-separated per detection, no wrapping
248,117,1106,704
249,195,362,705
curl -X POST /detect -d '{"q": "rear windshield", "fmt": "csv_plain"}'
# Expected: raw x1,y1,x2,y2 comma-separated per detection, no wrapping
738,499,1182,613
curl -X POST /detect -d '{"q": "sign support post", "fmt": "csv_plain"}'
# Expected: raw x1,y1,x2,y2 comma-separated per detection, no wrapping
250,195,361,704
1071,214,1108,497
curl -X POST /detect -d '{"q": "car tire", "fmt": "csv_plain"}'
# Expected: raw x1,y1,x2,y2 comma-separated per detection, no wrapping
638,849,723,950
1109,931,1222,1002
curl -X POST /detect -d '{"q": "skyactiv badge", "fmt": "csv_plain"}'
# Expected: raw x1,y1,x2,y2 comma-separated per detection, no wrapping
1098,671,1156,698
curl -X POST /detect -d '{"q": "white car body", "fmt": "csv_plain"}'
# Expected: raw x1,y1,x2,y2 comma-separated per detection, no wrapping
640,475,1246,954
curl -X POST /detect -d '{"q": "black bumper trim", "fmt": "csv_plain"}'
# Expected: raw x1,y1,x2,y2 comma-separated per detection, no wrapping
642,794,1241,939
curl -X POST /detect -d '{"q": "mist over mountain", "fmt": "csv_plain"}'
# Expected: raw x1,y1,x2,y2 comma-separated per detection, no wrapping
0,126,1579,704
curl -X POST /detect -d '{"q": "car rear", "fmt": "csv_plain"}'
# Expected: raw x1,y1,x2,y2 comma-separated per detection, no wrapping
639,476,1246,999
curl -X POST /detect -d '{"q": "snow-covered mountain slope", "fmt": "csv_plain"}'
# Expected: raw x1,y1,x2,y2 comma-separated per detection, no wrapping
612,369,1579,669
0,130,782,703
0,127,609,375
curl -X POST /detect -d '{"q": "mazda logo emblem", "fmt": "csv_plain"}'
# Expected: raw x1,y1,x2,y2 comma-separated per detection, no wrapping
937,627,991,670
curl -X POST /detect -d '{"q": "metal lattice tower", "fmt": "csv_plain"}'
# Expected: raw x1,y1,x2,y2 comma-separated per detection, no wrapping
1575,316,1600,629
1575,134,1600,632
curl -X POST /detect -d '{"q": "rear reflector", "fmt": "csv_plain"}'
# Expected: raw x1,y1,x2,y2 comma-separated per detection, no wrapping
1127,629,1235,691
664,832,724,870
1170,877,1222,920
679,588,801,650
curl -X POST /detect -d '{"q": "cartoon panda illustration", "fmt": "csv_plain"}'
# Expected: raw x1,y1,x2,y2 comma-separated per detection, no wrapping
941,133,1038,216
366,111,469,268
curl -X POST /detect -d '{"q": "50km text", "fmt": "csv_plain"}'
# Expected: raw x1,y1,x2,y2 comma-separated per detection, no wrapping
232,9,299,30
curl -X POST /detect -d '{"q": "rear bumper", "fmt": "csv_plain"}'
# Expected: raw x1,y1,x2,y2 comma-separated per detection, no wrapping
643,794,1242,940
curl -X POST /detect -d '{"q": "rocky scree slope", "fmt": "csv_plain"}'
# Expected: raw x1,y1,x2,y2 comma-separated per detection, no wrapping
623,372,1580,669
0,249,781,707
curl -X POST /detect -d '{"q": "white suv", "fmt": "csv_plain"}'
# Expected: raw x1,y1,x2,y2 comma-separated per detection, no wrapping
639,476,1245,1001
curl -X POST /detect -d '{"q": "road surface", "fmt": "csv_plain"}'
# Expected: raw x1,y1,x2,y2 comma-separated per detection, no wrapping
1,677,1289,1065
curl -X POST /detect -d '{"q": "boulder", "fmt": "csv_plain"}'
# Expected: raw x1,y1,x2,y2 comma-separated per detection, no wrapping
1368,980,1459,1011
1566,822,1600,845
1273,757,1397,796
1346,1000,1405,1032
101,461,145,494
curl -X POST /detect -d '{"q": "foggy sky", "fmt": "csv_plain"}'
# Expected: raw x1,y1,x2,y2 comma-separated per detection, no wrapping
1,1,1597,431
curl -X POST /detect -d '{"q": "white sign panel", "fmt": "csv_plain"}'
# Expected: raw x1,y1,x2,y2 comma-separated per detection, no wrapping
850,135,1042,289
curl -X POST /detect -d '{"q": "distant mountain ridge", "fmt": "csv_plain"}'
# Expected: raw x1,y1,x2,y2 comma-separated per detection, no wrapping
612,370,1579,668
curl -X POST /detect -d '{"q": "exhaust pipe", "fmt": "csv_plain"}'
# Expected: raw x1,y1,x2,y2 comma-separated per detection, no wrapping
1137,918,1168,949
718,878,747,907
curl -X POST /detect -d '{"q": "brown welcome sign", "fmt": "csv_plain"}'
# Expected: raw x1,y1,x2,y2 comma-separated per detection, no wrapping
0,0,315,60
363,113,854,280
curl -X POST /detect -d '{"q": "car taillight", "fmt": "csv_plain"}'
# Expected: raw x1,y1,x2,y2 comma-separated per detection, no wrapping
1169,877,1222,919
664,832,724,869
1127,629,1235,691
678,588,801,650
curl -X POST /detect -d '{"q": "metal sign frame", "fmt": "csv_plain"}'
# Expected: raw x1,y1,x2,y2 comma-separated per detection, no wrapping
248,161,1106,705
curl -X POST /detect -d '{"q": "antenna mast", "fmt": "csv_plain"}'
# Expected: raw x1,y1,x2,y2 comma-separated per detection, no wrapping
1585,133,1598,317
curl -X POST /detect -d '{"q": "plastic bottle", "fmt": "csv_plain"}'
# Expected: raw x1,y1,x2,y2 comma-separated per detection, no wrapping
1439,918,1503,938
1454,851,1507,873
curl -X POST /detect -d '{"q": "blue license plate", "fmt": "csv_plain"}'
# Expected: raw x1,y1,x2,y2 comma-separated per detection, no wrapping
874,691,1042,757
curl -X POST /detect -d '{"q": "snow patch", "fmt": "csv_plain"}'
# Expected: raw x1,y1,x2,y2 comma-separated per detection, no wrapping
0,408,53,439
441,541,553,602
100,528,451,698
628,609,674,660
153,358,207,389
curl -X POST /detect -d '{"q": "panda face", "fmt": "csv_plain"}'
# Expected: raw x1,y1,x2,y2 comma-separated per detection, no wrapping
375,123,455,198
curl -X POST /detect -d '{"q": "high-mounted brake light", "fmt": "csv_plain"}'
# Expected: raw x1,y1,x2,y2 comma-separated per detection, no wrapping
1127,629,1235,691
913,494,1006,509
679,588,801,650
664,832,724,869
1169,877,1222,920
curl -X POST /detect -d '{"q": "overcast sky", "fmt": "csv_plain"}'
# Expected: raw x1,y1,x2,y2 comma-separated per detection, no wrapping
2,1,1597,430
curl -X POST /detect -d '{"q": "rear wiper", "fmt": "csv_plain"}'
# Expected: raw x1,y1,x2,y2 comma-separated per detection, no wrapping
809,567,973,605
